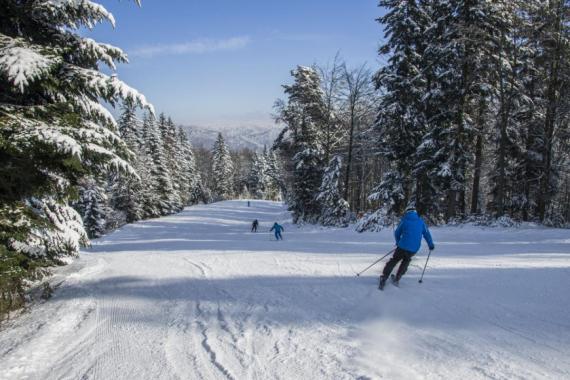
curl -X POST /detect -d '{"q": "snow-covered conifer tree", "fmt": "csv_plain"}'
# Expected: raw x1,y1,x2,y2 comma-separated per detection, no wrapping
190,173,210,205
157,114,182,211
111,102,144,223
0,1,151,268
274,66,327,222
317,156,350,227
371,0,432,217
177,127,198,206
137,151,160,218
75,178,108,239
264,149,283,201
211,133,234,200
142,112,176,215
248,153,268,199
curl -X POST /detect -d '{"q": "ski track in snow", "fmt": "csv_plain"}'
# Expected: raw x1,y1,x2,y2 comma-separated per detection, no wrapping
1,200,570,380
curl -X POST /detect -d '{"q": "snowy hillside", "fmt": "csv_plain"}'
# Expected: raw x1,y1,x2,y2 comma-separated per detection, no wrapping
1,201,569,379
181,124,281,151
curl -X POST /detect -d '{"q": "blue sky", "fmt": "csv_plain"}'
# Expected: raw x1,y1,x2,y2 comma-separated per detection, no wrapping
88,0,383,127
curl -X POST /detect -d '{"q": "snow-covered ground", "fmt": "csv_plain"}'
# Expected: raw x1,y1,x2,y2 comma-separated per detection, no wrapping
1,200,569,380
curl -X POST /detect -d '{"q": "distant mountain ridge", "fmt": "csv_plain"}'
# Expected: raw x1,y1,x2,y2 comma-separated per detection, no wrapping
180,124,281,151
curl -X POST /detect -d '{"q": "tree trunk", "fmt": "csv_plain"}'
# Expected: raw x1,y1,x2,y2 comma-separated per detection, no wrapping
537,0,564,221
344,111,356,202
356,161,364,212
470,133,483,214
470,96,487,214
448,0,475,220
495,105,509,217
493,30,518,217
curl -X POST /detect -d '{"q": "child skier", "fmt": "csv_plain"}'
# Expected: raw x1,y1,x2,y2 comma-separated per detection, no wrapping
270,222,284,240
251,219,259,232
379,205,434,289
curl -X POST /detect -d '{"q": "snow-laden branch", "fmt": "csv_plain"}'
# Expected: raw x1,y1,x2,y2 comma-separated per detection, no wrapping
78,38,129,69
62,65,154,114
71,96,117,127
37,0,116,29
0,34,61,92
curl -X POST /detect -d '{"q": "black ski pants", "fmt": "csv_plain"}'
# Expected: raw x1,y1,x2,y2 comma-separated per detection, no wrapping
382,247,414,279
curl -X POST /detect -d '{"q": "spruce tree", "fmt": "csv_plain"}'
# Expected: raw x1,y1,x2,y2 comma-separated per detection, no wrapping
264,149,283,201
177,127,198,206
372,0,432,216
317,156,350,227
157,114,182,211
275,66,327,222
76,178,108,239
191,173,212,205
0,1,151,261
142,112,175,215
211,133,234,200
248,153,268,199
112,102,144,223
138,149,161,218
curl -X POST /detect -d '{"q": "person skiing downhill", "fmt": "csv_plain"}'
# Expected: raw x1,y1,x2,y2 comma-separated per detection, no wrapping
270,222,284,240
379,204,434,289
251,219,259,232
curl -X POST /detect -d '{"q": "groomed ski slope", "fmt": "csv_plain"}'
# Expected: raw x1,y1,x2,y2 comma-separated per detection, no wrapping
1,200,570,380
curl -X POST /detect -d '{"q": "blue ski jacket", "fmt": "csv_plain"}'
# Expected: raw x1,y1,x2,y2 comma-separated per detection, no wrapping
270,223,284,233
394,211,434,254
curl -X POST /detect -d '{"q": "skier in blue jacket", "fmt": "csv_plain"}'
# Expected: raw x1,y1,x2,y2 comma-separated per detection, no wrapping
380,205,434,288
270,222,284,240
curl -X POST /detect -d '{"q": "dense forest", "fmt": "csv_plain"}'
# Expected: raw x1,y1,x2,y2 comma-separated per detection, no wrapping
1,0,569,316
273,0,570,229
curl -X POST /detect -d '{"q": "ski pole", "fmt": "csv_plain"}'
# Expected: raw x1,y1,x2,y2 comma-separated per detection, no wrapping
356,248,395,277
418,248,433,283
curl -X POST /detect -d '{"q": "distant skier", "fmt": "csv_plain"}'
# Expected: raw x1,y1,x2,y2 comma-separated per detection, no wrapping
251,219,259,232
379,204,434,289
270,222,284,241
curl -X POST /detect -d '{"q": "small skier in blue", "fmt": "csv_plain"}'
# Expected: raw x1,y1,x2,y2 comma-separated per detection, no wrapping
270,222,284,241
379,204,435,289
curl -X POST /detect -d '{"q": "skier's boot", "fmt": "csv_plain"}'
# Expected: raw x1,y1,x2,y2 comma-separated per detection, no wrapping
378,275,387,290
391,274,400,287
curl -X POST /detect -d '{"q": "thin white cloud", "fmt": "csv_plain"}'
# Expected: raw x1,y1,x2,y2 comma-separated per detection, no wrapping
267,30,333,42
130,36,251,58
